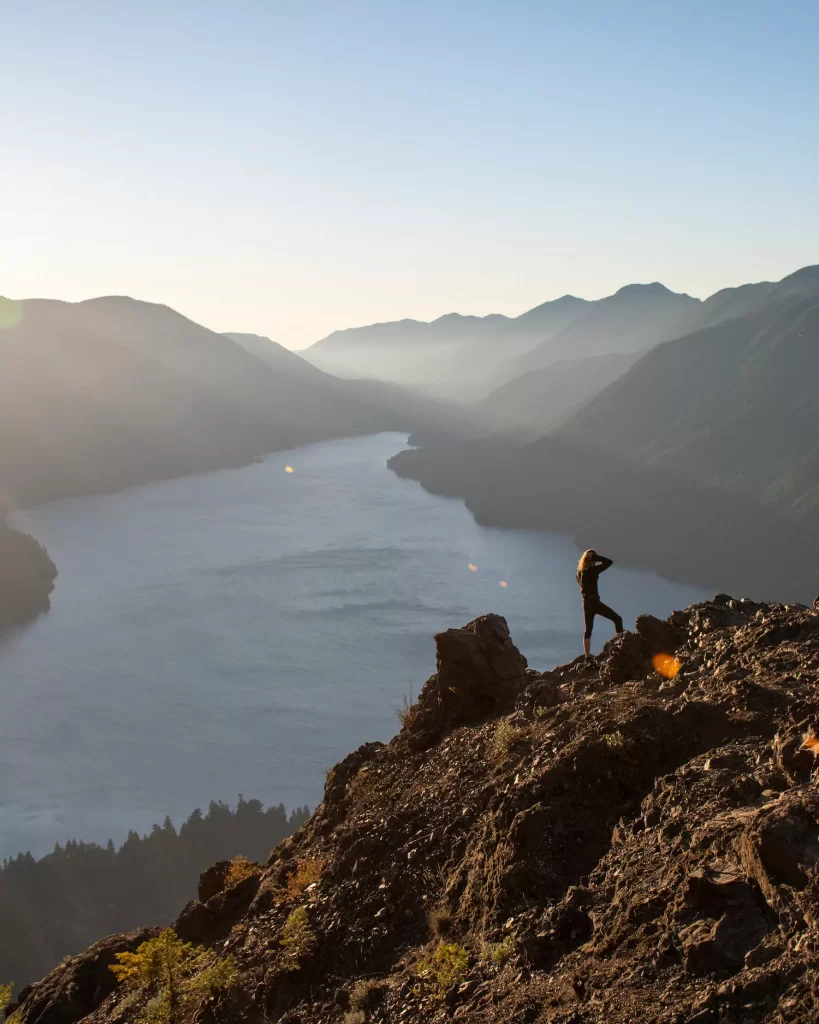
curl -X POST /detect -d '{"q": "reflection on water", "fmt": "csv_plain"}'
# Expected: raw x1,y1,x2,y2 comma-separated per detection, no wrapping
1,433,708,857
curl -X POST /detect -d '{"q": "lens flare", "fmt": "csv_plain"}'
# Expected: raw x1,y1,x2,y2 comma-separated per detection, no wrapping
499,580,508,588
652,652,682,679
467,563,477,572
285,466,294,473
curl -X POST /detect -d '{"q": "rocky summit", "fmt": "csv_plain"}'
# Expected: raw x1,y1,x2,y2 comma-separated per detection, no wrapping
9,598,819,1024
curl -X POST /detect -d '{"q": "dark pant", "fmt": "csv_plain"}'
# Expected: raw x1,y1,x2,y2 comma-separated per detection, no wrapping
583,597,624,639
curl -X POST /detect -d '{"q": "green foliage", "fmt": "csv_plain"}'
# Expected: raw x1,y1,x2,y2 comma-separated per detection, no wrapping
603,730,626,750
2,797,309,991
284,857,325,899
110,928,236,1024
417,941,469,995
0,982,13,1009
280,906,317,965
491,719,528,763
224,855,261,889
480,934,516,966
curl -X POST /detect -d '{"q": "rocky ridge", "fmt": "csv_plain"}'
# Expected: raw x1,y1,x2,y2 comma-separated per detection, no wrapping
8,597,819,1023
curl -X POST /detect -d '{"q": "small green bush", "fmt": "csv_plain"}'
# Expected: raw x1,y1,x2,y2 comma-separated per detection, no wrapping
492,720,528,762
417,941,469,995
110,928,236,1024
603,730,626,750
280,906,316,964
480,934,516,966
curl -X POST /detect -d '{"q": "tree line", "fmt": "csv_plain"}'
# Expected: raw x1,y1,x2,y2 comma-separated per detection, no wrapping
1,796,309,992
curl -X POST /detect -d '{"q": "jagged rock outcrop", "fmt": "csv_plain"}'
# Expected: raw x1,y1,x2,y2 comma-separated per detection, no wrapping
9,597,819,1023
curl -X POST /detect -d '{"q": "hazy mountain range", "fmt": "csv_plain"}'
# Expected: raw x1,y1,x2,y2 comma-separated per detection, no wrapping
2,263,818,624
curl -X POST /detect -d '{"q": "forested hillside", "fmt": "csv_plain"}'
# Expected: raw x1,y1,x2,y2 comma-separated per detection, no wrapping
1,797,309,990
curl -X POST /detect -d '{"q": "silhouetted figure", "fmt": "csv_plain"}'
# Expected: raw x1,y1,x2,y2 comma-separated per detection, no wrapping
576,548,624,657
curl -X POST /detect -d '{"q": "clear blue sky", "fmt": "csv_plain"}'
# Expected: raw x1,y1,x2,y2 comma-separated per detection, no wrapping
2,0,817,347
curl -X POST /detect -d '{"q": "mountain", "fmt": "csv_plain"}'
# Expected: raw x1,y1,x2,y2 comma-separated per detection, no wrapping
0,295,458,510
222,333,329,380
561,291,819,513
11,597,819,1024
474,351,639,437
304,312,514,384
303,297,590,392
505,283,700,381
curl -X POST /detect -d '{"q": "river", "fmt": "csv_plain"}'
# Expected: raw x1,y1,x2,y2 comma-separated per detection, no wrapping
1,433,708,858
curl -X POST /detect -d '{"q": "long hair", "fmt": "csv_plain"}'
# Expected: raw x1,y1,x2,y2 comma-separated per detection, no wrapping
577,549,596,574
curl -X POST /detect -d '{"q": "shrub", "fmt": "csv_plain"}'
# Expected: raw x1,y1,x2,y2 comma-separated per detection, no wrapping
343,1013,366,1024
480,934,516,966
428,906,454,938
349,978,383,1011
280,906,316,964
285,857,325,898
1,983,13,1009
417,941,469,995
224,855,261,889
492,720,528,762
395,684,415,728
110,928,236,1024
603,730,626,750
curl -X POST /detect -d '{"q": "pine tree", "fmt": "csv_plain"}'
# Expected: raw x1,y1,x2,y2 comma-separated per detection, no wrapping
110,928,235,1024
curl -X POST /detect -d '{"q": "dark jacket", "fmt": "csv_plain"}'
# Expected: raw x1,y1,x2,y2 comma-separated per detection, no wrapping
576,555,613,600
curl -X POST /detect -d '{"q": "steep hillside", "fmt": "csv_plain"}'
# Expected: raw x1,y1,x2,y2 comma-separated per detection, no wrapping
475,352,638,437
11,597,819,1024
223,334,331,380
562,293,819,513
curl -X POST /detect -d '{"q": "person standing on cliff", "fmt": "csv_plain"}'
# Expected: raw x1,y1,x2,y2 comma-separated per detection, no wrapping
576,548,624,658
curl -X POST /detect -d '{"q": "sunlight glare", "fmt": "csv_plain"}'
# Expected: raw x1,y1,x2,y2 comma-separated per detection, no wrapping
652,652,682,679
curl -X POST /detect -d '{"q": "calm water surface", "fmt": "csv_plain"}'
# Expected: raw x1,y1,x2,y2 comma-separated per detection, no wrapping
1,434,708,857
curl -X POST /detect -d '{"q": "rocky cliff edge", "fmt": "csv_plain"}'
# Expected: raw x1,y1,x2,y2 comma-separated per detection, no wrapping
8,596,819,1024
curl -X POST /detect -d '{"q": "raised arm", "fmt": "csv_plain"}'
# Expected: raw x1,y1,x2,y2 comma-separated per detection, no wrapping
594,555,613,572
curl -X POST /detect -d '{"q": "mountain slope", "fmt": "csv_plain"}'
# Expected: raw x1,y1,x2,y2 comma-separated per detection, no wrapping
222,333,330,380
561,293,819,511
303,297,590,390
475,351,638,437
0,295,431,508
11,598,819,1024
507,283,700,380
